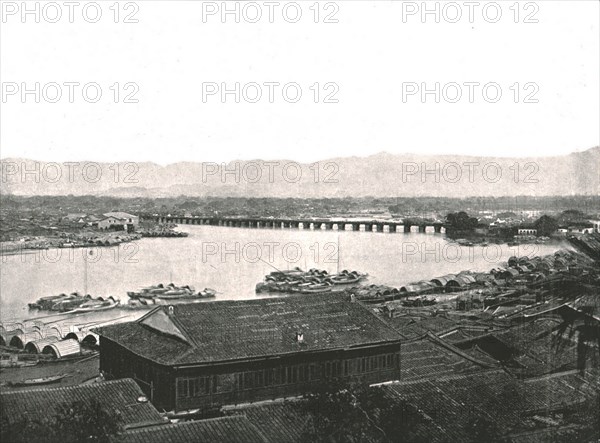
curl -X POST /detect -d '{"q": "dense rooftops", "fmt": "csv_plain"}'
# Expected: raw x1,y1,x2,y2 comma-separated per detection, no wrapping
113,416,268,443
0,379,165,429
97,293,403,366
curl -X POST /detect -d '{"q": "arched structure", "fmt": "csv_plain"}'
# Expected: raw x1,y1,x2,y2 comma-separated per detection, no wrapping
65,331,99,346
445,274,477,291
9,330,43,349
430,275,456,287
24,336,60,354
0,329,23,346
42,339,81,359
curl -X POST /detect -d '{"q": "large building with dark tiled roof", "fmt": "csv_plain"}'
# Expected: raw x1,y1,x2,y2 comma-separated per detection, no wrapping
97,294,403,411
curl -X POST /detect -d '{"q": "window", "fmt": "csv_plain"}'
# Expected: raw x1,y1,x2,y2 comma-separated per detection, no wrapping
301,365,309,382
309,364,317,381
386,354,393,368
189,378,198,396
244,372,254,390
370,356,376,371
255,370,264,388
177,379,187,398
265,368,274,386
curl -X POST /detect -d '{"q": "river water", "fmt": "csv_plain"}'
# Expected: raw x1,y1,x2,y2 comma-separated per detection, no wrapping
0,225,568,323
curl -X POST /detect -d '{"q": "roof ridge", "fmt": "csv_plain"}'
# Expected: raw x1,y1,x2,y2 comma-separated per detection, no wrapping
0,378,138,396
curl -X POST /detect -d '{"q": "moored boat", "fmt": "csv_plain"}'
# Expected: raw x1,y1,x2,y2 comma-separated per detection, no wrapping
8,374,67,387
158,288,217,300
69,297,120,313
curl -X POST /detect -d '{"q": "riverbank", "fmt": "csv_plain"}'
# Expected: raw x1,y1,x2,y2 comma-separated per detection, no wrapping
0,231,142,256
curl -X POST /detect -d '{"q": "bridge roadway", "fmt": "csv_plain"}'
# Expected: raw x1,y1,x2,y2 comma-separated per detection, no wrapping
144,216,446,233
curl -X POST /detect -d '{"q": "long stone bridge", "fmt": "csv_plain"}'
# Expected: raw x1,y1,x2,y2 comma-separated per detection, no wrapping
143,215,446,233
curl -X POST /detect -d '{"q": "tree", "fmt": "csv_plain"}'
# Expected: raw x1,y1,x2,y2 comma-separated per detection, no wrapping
533,215,559,236
557,210,589,225
298,382,426,443
446,212,478,231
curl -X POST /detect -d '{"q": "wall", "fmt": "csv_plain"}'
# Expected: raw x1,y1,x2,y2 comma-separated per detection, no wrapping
174,344,401,411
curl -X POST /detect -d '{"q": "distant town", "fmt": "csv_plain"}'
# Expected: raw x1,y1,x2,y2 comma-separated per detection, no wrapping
1,193,599,442
1,194,599,251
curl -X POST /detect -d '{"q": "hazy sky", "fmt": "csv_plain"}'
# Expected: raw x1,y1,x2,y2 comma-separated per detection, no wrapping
1,0,598,164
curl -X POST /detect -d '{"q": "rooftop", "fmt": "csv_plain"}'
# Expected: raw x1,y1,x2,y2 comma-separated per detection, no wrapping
97,294,402,366
112,416,268,443
103,212,137,220
0,379,165,429
384,369,599,442
227,401,308,443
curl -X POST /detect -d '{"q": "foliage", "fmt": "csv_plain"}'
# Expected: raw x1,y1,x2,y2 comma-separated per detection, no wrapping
556,210,590,226
298,382,426,443
1,399,123,443
445,211,479,231
533,214,559,236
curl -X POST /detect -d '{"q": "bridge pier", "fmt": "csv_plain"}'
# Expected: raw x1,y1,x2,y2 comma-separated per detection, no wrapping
375,224,384,232
434,224,442,233
404,225,412,233
418,225,426,233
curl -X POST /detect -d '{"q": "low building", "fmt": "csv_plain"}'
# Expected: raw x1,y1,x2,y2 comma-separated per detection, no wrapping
113,415,268,443
517,228,537,236
97,294,403,411
96,212,139,232
0,379,166,431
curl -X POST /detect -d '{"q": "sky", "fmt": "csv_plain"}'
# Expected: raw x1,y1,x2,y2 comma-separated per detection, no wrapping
1,0,599,164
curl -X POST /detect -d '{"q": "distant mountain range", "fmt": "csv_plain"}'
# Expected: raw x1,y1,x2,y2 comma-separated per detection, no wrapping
1,147,598,198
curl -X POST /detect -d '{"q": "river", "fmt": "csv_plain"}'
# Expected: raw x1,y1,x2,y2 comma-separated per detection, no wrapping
0,225,568,323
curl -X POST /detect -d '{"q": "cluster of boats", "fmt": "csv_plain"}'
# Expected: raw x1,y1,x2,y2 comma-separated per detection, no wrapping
256,268,368,294
139,230,189,238
127,283,216,301
28,293,120,313
346,285,403,303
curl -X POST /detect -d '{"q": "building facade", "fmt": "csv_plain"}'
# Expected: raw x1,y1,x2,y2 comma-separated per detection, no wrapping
96,212,139,231
97,294,403,411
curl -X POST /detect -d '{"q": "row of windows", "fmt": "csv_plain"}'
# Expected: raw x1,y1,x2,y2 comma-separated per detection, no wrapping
177,353,398,399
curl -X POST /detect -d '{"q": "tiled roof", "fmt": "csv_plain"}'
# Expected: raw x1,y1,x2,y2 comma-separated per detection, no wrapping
228,401,308,443
113,416,268,443
384,370,599,442
103,212,137,220
0,379,165,429
97,294,402,366
489,319,581,377
400,339,486,381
